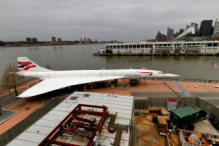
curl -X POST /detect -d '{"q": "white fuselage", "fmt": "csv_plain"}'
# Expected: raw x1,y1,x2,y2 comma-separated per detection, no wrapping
17,69,178,79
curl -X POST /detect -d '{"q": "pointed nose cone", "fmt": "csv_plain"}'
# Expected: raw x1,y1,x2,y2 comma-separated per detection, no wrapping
167,73,180,77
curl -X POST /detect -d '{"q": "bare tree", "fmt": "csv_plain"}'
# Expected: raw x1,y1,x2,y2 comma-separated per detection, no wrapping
46,62,52,70
0,63,25,96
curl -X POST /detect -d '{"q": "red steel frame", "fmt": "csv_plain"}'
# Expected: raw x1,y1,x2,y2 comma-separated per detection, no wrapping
38,104,108,146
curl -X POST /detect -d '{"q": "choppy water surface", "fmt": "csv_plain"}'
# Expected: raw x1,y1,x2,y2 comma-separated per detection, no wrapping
0,44,219,80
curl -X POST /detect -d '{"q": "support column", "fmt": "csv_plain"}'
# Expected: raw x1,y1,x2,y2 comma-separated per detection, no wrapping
217,44,219,53
152,44,155,53
211,43,213,53
84,85,86,92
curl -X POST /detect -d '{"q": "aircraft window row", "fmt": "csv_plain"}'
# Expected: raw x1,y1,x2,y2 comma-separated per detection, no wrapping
55,74,94,76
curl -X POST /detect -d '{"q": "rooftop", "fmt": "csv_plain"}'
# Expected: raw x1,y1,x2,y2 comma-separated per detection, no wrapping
7,92,134,146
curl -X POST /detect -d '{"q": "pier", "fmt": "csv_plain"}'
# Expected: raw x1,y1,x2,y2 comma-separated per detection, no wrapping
96,41,219,56
93,52,219,56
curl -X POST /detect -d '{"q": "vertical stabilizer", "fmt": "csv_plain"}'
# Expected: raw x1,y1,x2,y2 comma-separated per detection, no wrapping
17,57,52,72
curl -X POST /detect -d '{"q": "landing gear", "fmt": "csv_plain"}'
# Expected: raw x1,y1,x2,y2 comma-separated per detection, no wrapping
120,78,129,90
122,78,127,88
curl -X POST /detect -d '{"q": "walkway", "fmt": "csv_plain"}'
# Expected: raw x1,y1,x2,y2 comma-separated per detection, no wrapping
174,81,193,97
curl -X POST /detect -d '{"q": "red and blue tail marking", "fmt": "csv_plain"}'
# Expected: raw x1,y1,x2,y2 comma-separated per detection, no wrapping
18,61,36,71
139,72,153,76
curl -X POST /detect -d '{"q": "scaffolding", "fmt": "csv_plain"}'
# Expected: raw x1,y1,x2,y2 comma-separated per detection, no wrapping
38,104,108,146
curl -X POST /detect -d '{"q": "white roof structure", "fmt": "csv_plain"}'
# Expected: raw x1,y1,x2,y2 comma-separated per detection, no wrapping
7,91,134,146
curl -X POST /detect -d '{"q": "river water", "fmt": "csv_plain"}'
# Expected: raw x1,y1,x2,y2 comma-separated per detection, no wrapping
0,44,219,80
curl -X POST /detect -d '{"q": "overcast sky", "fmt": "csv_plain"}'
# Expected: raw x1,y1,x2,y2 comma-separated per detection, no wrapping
0,0,219,42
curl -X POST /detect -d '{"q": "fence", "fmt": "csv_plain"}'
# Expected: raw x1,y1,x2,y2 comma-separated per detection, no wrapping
134,97,197,110
196,98,219,119
0,96,66,146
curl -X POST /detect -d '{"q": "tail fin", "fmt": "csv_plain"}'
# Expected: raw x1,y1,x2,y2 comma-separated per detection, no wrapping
17,57,52,72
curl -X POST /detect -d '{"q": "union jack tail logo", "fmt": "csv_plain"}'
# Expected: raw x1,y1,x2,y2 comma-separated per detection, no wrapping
18,61,36,71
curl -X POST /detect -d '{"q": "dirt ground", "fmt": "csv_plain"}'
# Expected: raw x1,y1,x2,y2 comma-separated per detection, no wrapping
134,112,181,146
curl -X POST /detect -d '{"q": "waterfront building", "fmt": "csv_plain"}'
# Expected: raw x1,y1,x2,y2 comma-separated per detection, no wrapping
99,41,219,54
52,37,56,42
200,20,214,37
155,31,167,42
87,38,91,44
26,37,31,43
213,18,219,36
167,27,174,41
57,38,62,42
31,38,37,43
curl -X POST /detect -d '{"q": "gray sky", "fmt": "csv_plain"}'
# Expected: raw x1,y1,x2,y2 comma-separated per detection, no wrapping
0,0,218,42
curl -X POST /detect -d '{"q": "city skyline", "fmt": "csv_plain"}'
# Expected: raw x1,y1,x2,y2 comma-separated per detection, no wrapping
0,0,219,42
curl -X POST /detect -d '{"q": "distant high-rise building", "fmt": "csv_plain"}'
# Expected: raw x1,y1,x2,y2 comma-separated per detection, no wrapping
57,38,62,42
52,37,56,42
167,27,174,41
26,37,31,43
200,20,214,36
156,31,167,42
187,23,200,37
213,18,219,36
31,38,37,43
179,29,184,35
191,23,199,32
87,38,91,43
186,25,190,29
95,39,97,43
84,37,86,43
174,31,179,37
80,39,82,44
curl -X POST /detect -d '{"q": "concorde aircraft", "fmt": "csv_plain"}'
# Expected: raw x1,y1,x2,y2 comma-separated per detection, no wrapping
16,57,179,98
